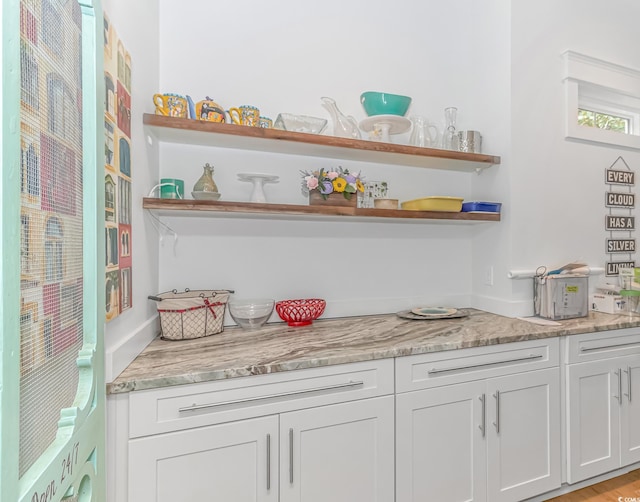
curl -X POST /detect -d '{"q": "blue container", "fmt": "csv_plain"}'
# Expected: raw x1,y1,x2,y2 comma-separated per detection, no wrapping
461,201,502,213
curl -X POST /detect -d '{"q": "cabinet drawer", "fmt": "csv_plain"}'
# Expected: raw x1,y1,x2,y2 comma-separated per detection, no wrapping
129,358,394,438
565,328,640,364
396,338,559,393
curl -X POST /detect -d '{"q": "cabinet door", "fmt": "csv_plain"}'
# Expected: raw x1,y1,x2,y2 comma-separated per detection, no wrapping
280,396,394,502
566,359,620,483
396,381,487,502
621,355,640,466
487,368,560,502
129,415,278,502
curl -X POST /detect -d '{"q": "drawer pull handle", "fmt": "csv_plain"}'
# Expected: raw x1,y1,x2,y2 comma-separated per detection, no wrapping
427,354,543,375
289,428,294,484
493,390,501,433
479,394,486,438
178,380,365,413
266,433,271,490
614,369,622,404
581,341,640,352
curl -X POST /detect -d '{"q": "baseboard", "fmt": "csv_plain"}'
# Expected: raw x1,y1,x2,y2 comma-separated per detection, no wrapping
105,315,159,382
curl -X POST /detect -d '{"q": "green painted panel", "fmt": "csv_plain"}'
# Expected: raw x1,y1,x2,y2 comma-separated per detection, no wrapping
2,0,105,500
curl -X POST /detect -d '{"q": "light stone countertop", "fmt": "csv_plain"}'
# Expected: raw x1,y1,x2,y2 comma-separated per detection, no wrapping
107,309,640,394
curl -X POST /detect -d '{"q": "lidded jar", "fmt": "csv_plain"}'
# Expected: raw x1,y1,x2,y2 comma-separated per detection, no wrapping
193,163,218,193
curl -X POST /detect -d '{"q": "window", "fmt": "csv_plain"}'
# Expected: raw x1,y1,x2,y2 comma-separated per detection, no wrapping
60,283,78,328
563,51,640,150
20,40,39,109
105,174,116,222
41,0,63,56
121,268,131,310
47,73,78,141
105,73,115,117
44,217,63,282
118,178,130,225
21,215,30,272
578,109,630,134
20,312,35,374
21,142,40,196
105,120,114,166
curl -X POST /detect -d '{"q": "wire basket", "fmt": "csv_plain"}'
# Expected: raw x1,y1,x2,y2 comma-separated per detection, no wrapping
149,289,231,340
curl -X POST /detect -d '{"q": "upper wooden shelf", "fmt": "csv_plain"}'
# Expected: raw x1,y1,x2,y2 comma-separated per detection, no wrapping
143,198,501,223
143,114,501,172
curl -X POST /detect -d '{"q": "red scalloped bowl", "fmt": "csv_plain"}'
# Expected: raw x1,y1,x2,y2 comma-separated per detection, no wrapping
275,299,326,326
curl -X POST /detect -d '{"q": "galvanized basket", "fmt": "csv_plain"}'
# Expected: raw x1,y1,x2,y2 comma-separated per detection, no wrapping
148,289,232,340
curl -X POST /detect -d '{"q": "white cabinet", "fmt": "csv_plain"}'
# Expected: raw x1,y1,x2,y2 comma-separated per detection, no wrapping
396,380,487,502
621,356,640,466
566,350,640,483
121,359,395,502
486,369,560,502
280,396,394,502
395,339,561,502
129,416,278,502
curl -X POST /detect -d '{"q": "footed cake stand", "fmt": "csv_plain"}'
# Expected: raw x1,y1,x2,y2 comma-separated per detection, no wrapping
359,115,411,143
237,173,280,203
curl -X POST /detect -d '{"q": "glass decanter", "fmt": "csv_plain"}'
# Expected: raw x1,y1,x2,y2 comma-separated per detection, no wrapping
441,107,459,150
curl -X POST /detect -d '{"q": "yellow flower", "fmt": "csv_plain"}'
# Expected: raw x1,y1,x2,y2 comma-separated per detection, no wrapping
333,177,347,192
356,179,364,192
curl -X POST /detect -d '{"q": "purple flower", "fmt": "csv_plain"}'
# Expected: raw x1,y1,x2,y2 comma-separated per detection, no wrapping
319,181,334,194
344,174,356,183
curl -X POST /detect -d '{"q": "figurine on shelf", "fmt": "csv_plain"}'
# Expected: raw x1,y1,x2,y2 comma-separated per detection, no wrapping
191,163,221,200
193,163,218,192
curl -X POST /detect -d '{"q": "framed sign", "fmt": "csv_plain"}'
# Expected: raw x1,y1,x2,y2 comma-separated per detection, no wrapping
605,215,635,230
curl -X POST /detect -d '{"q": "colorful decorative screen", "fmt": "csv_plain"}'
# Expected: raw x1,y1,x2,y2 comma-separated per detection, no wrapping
19,0,84,477
103,13,133,322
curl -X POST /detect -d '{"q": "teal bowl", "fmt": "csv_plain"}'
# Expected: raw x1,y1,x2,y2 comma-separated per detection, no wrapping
360,91,412,116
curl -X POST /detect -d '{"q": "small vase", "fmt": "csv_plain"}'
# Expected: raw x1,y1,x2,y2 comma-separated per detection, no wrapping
308,190,357,208
193,163,218,192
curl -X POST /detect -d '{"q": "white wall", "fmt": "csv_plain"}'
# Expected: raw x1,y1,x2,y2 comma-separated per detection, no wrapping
155,0,512,321
102,0,160,381
103,0,640,379
508,0,640,315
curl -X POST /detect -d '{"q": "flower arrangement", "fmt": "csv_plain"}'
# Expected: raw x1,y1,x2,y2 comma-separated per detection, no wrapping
300,166,365,200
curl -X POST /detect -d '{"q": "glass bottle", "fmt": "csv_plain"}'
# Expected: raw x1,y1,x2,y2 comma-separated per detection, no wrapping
441,107,459,150
193,163,218,192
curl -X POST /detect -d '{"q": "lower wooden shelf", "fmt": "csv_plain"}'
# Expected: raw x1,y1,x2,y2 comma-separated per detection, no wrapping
143,198,501,223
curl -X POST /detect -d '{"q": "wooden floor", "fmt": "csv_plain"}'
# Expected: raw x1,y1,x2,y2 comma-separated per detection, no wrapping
546,469,640,501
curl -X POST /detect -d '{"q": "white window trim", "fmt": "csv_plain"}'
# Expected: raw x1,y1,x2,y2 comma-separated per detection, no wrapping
563,50,640,150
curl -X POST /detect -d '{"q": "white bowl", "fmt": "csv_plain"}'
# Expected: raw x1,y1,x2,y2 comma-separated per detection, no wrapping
192,191,221,201
228,298,275,329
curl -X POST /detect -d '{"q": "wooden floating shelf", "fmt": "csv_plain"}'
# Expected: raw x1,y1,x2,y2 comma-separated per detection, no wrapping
143,198,501,223
143,114,501,172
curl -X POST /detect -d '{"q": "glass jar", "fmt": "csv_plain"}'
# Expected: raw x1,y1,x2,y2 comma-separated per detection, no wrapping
620,289,640,315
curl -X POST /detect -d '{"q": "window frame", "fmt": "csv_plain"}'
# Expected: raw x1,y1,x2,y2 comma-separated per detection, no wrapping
563,51,640,150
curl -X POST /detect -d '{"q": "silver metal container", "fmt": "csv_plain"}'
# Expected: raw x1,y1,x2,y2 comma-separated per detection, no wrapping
457,130,482,153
